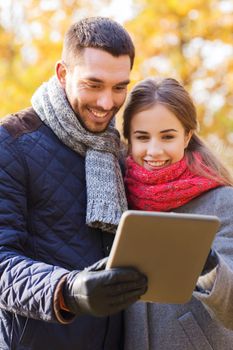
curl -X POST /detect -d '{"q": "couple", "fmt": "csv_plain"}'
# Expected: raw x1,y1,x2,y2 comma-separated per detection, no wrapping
0,16,233,350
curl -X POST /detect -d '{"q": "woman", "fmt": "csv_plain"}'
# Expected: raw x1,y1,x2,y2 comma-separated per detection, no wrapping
122,77,233,349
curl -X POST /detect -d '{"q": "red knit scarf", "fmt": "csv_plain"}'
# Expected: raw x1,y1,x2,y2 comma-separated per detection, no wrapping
124,155,221,211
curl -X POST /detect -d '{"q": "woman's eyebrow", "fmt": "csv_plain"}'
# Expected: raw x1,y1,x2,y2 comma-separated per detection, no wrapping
133,130,148,134
160,129,178,133
133,129,178,134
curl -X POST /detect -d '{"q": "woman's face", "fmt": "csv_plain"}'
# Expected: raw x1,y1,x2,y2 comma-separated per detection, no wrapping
129,103,192,171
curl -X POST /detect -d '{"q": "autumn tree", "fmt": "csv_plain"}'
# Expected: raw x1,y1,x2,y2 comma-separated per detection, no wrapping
0,0,98,115
0,0,233,169
125,0,233,168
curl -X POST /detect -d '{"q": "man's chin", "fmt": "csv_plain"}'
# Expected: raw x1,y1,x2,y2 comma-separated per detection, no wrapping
87,123,109,133
75,109,116,133
84,118,114,133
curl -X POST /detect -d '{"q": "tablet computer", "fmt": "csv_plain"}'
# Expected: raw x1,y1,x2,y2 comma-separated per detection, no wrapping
106,210,220,304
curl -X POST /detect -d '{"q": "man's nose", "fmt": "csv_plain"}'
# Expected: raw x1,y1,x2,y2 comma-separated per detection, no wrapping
96,90,114,110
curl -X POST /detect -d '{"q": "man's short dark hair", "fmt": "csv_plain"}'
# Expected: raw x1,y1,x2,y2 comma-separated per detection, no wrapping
62,17,135,69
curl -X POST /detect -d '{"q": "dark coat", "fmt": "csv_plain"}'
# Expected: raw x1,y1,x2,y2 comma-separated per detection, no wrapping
0,108,123,350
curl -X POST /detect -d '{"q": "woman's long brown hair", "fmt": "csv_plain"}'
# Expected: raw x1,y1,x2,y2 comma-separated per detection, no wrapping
123,77,233,186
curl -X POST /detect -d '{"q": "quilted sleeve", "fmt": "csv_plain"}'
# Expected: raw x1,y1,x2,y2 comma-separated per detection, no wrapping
193,186,233,330
0,130,69,323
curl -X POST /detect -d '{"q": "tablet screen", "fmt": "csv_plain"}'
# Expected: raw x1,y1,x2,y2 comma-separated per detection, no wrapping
106,210,220,303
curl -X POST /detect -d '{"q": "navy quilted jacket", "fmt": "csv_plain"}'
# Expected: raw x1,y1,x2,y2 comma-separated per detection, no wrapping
0,108,123,350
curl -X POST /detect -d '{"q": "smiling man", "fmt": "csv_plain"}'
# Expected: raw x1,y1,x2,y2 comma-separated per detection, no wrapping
0,17,147,350
57,47,131,133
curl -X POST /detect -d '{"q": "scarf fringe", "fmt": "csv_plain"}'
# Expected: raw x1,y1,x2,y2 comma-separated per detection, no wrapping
86,199,125,233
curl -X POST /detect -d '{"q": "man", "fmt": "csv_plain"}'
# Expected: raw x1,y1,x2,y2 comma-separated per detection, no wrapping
0,17,147,350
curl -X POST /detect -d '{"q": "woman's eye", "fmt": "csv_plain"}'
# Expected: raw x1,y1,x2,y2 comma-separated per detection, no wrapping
162,135,175,140
136,135,149,141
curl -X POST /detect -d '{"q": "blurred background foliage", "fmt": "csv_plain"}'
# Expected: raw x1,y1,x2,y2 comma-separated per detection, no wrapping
0,0,233,169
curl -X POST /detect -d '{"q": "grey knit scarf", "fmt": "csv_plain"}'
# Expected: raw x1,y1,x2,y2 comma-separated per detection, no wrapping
31,76,127,233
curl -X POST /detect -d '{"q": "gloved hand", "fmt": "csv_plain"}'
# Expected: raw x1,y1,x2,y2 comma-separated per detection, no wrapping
63,257,147,317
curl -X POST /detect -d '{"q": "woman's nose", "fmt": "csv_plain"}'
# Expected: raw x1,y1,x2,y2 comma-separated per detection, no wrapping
147,141,164,157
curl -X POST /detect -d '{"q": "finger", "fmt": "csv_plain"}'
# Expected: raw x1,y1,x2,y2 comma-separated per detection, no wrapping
104,278,147,296
85,257,109,272
100,268,146,285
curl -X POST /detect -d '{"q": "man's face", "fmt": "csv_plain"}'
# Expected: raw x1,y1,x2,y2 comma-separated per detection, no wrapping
57,47,131,133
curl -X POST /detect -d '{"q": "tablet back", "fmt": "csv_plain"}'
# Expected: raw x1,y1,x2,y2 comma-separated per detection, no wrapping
106,210,220,304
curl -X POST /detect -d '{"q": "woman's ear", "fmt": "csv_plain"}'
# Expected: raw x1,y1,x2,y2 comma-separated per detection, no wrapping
184,131,193,149
55,61,67,88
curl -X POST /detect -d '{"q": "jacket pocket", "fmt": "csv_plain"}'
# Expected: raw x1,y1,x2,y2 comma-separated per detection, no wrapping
178,312,213,350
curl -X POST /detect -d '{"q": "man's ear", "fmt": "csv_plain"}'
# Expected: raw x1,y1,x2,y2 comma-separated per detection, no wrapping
56,61,67,88
184,130,193,149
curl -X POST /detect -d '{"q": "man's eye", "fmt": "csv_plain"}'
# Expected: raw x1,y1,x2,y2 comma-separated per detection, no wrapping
115,86,127,91
90,85,100,89
87,83,101,89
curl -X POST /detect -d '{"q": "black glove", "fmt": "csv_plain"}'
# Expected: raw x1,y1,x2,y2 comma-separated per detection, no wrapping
201,249,219,275
63,257,147,317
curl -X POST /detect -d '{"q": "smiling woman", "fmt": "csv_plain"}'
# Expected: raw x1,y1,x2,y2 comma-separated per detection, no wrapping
129,103,192,170
122,76,233,350
123,77,232,186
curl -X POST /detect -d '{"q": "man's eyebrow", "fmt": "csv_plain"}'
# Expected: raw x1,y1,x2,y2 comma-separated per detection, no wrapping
84,77,103,83
116,80,130,86
84,77,130,85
